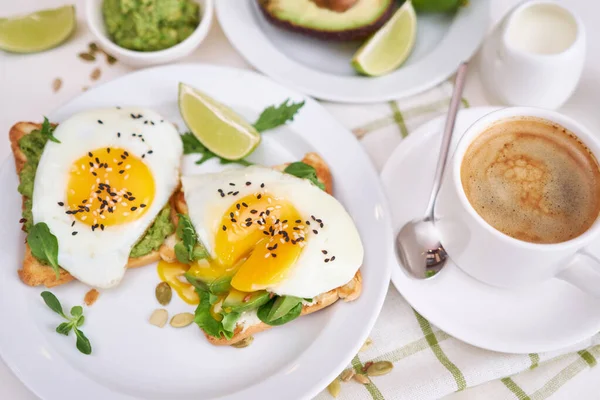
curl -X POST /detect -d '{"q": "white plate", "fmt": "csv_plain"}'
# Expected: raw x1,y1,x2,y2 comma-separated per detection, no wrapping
216,0,490,103
381,107,600,354
0,64,393,400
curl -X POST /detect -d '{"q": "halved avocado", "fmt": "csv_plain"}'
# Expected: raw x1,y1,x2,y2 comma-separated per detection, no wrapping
257,0,396,41
222,289,271,313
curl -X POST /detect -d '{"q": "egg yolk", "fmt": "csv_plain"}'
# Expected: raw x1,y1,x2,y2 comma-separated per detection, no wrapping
66,147,154,227
157,260,199,305
216,193,306,292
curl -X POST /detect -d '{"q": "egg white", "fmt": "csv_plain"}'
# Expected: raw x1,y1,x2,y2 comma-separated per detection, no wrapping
182,166,364,298
32,107,182,288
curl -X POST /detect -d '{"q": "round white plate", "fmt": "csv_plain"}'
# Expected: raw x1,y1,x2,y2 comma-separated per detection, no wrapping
216,0,490,103
381,107,600,354
0,64,393,400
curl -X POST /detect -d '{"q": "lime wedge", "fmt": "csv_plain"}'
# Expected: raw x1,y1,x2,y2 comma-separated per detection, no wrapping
351,1,417,77
0,5,76,53
179,83,261,161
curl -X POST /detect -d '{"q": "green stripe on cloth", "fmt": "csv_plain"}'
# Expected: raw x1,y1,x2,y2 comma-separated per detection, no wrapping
501,377,531,400
351,355,385,400
577,350,597,367
370,330,451,364
528,353,540,369
461,97,471,108
389,101,409,138
413,310,467,391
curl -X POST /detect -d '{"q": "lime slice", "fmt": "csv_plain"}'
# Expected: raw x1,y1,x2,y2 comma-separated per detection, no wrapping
0,5,76,53
179,83,261,160
351,1,417,77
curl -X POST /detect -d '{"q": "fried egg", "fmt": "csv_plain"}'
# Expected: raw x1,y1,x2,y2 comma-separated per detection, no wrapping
182,166,363,298
32,107,182,288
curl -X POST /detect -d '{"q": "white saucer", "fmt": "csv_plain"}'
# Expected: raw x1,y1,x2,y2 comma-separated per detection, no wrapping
381,107,600,354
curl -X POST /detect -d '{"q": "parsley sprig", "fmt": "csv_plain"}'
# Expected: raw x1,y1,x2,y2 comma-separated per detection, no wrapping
181,98,305,165
41,291,92,355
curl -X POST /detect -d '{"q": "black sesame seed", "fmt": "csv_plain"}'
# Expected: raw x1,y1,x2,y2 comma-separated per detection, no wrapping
295,220,301,223
131,206,137,211
311,215,316,221
236,204,241,210
282,220,288,223
58,201,64,206
101,224,105,231
231,218,237,223
132,133,136,137
245,217,252,222
119,170,125,174
220,193,225,197
144,121,148,124
250,209,257,214
227,191,233,195
151,121,155,125
130,113,135,118
147,150,153,154
88,152,93,157
71,221,75,227
142,154,145,158
91,225,96,231
84,207,90,212
325,258,330,263
124,151,129,156
109,192,117,196
261,183,265,188
272,244,278,250
322,250,328,254
229,183,235,186
306,221,310,225
266,210,270,216
242,202,248,208
140,204,146,208
257,194,262,199
320,223,324,228
330,256,336,261
98,120,103,124
92,172,97,176
121,155,127,160
263,231,269,235
117,132,121,137
72,231,78,236
316,218,322,223
313,230,318,234
127,191,132,195
246,181,251,186
233,191,239,196
293,227,300,231
89,161,94,167
246,222,252,227
222,225,227,231
272,253,277,258
230,212,234,218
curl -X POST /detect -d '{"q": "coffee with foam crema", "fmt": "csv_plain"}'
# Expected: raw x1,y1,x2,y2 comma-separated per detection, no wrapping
461,117,600,244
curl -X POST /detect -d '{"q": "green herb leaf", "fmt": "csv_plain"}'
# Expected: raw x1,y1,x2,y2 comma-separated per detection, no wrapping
70,306,83,318
74,328,92,355
28,223,60,279
283,162,326,191
56,322,72,336
76,315,85,327
180,132,252,166
266,296,303,321
174,241,190,264
41,291,65,317
192,244,208,260
252,99,305,132
221,311,241,333
178,214,197,257
257,297,303,326
40,117,60,143
193,289,235,339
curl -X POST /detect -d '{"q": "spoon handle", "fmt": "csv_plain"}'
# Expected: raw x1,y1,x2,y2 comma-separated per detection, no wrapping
423,62,469,221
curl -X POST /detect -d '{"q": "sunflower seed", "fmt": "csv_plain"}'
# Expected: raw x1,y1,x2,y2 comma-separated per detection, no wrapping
339,369,355,382
149,309,168,328
52,78,62,93
90,67,101,81
353,374,370,384
78,52,96,62
366,361,394,377
327,379,341,398
231,336,254,348
170,312,194,328
360,337,373,352
155,282,172,306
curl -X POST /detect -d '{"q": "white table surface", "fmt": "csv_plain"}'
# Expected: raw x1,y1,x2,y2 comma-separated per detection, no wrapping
1,0,599,399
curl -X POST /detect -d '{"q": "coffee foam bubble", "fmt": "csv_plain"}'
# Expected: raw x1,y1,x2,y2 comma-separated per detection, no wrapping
461,117,600,244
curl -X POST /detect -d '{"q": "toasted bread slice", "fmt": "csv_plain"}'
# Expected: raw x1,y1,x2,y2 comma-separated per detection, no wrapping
10,122,177,288
168,152,362,345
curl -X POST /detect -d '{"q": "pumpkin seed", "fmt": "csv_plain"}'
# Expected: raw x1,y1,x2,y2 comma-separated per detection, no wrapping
52,78,62,93
360,337,373,352
155,282,172,306
88,42,99,54
353,374,370,384
149,309,168,328
170,312,194,328
78,52,95,62
327,378,341,398
106,53,117,65
231,336,254,348
340,369,354,382
90,67,101,81
366,361,394,377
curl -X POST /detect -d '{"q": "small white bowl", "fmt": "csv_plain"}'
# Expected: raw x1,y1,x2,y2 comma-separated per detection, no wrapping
86,0,213,67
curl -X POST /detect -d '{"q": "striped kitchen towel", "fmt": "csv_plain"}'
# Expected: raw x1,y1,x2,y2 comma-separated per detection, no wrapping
314,81,600,400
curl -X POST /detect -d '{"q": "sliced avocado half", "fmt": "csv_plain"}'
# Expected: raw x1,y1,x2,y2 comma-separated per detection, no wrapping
223,289,271,313
258,0,395,41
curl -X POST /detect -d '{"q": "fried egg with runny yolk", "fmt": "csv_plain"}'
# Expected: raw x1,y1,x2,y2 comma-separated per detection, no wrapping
181,167,364,298
32,107,182,288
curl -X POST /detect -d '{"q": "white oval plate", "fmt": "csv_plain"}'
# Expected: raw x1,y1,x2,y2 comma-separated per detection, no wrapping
0,64,393,400
216,0,490,103
381,107,600,354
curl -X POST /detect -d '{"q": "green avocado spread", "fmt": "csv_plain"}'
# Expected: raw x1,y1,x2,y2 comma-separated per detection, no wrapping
18,128,174,259
102,0,201,51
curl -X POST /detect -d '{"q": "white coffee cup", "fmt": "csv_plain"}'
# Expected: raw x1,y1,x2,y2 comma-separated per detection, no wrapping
479,0,585,109
435,107,600,297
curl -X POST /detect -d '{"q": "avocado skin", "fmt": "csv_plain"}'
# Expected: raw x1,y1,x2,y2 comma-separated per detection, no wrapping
257,0,396,41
